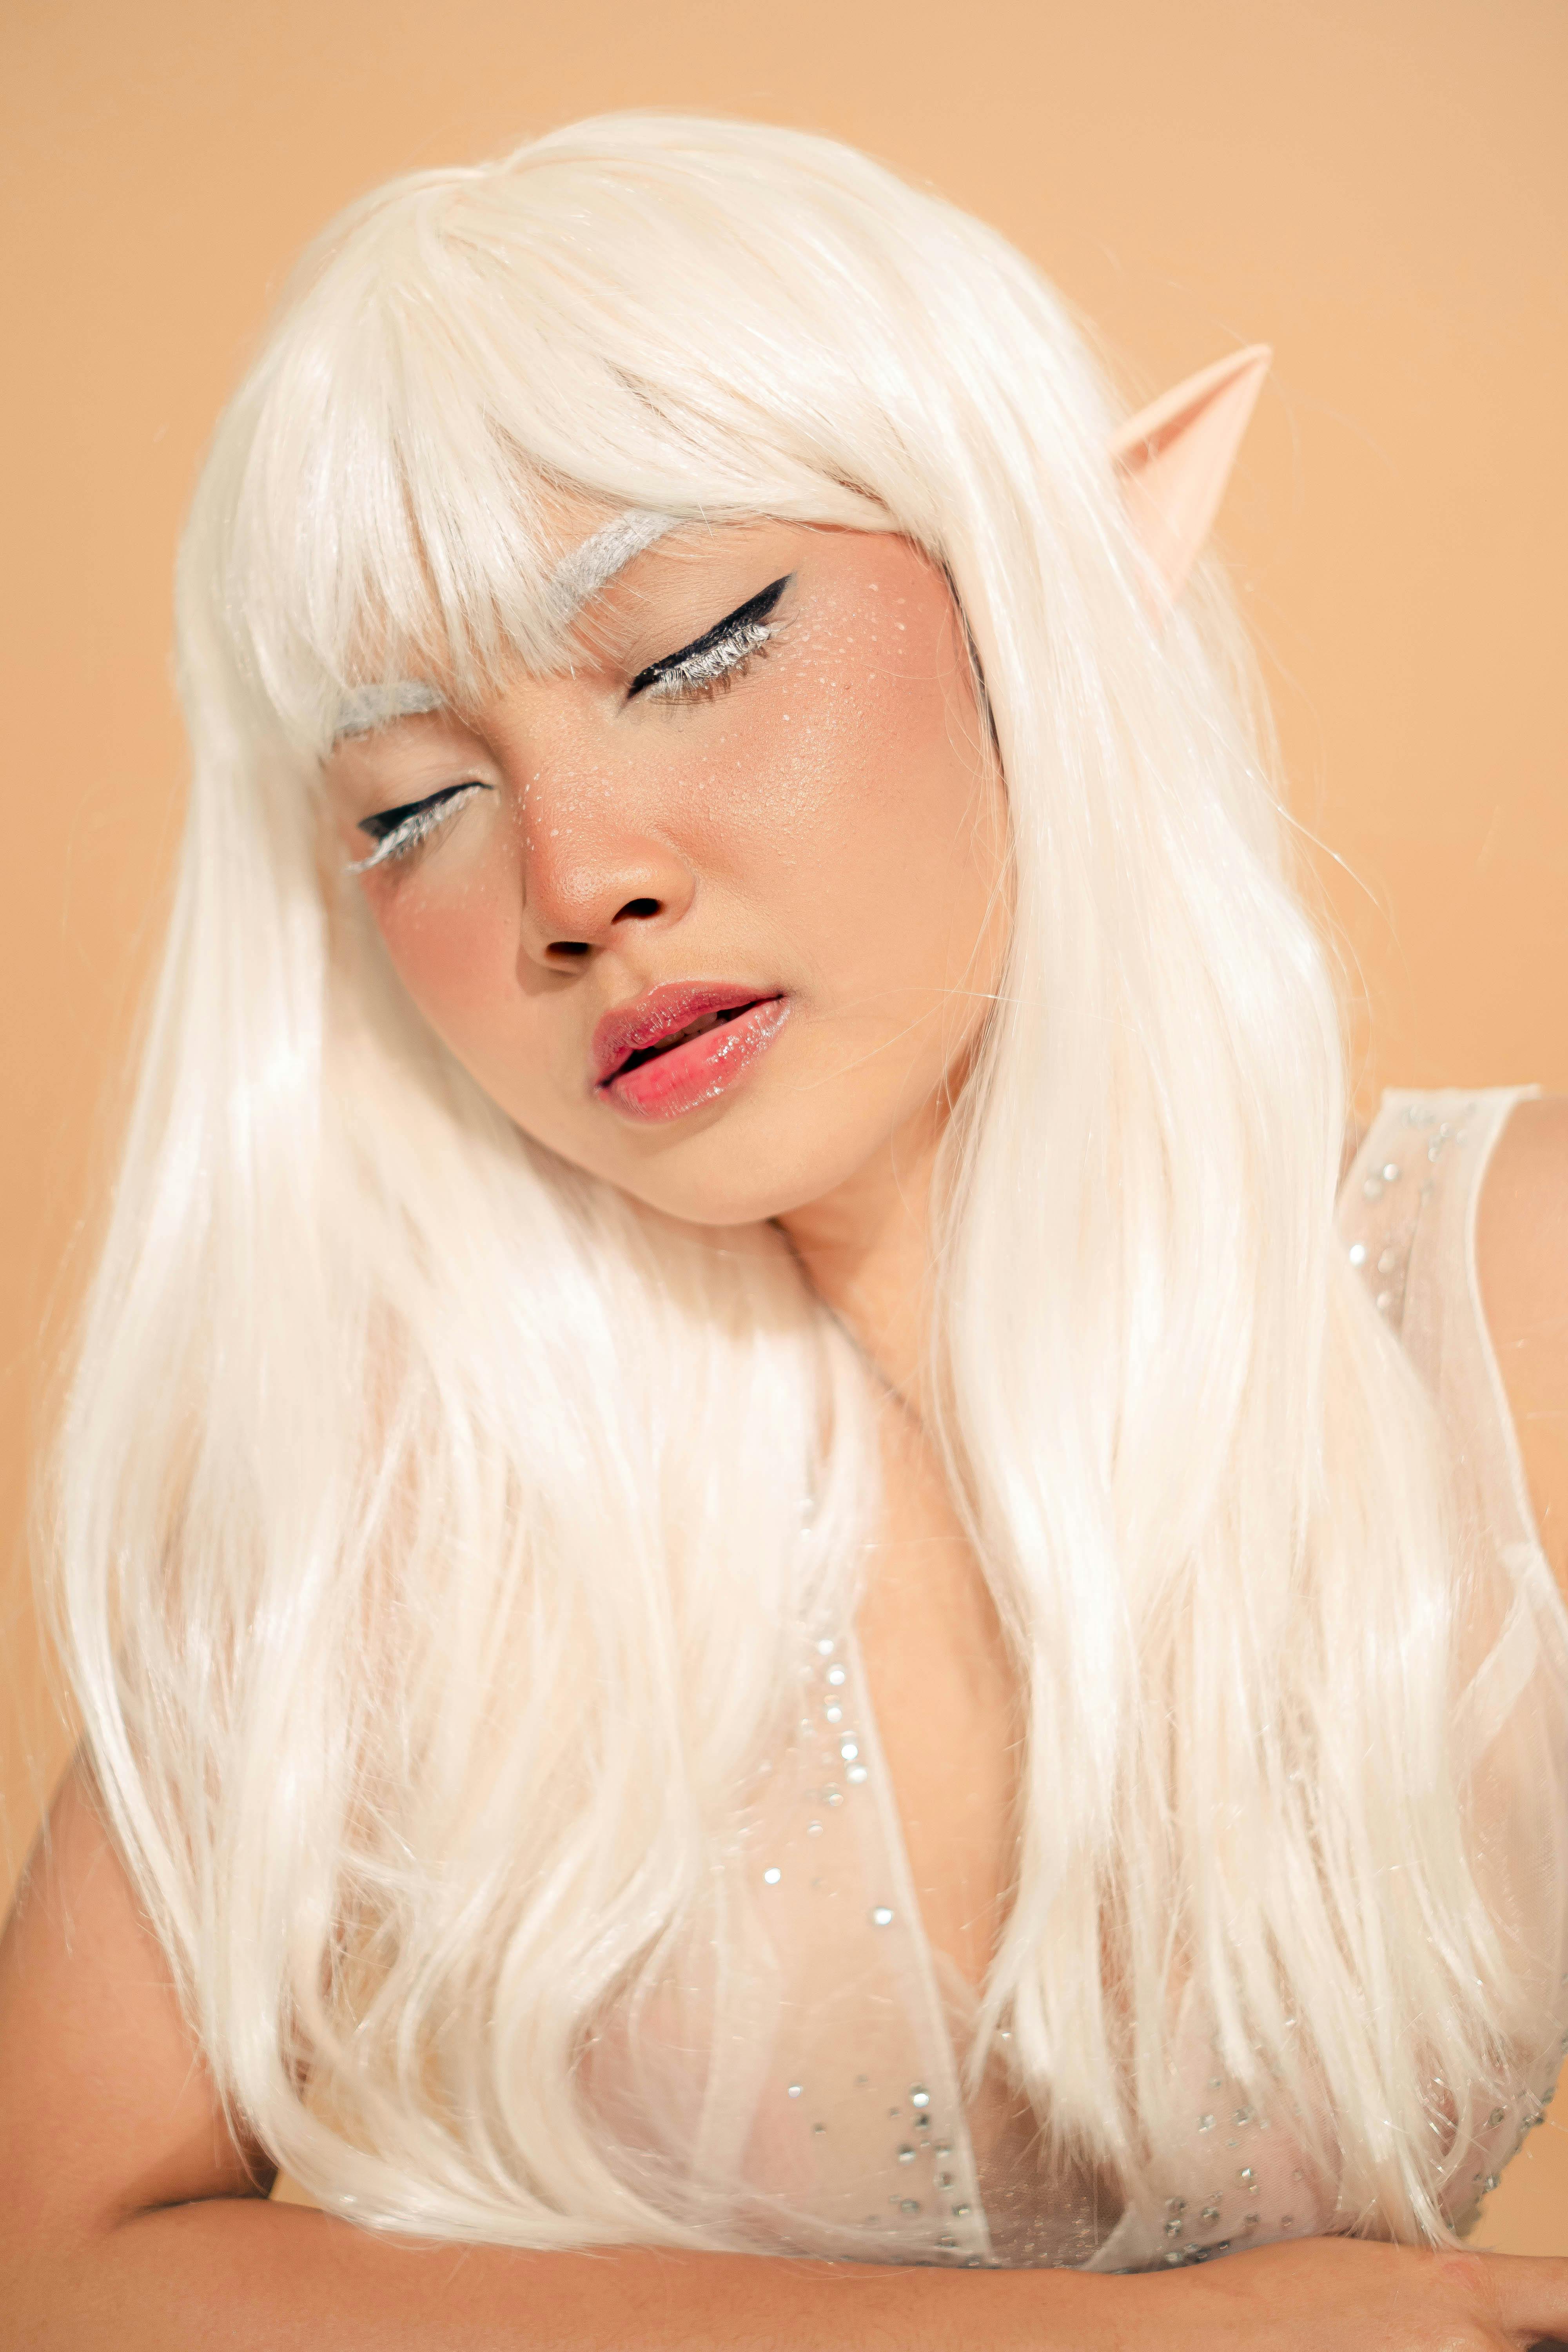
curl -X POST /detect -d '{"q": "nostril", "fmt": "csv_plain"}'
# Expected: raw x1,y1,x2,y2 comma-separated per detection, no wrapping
614,897,662,922
549,940,592,959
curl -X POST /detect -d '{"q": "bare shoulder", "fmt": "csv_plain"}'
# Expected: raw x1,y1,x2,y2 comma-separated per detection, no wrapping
1475,1092,1568,1598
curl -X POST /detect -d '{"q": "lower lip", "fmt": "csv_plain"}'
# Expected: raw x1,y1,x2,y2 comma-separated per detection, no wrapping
598,998,791,1123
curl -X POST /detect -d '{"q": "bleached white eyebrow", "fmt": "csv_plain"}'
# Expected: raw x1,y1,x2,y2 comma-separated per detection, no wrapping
333,680,445,742
331,514,684,739
544,509,681,622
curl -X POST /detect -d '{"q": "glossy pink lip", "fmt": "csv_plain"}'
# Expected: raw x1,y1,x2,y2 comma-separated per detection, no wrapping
592,982,780,1084
592,982,790,1123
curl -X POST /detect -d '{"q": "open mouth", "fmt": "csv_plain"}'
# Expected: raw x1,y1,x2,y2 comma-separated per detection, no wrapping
592,985,792,1122
607,999,769,1083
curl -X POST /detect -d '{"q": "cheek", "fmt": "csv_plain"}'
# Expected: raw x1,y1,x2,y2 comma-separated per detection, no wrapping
368,866,522,1044
713,610,999,988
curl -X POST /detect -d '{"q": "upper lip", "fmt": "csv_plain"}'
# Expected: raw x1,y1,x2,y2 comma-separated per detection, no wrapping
592,981,781,1086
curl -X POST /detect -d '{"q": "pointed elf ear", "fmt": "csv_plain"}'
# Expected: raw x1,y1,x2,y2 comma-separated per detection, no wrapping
1110,344,1271,610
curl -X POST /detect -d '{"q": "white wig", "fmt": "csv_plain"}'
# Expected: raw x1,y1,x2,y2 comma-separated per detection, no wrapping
50,112,1568,2249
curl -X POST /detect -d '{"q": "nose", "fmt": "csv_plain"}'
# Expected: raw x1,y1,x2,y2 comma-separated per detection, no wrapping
513,780,696,971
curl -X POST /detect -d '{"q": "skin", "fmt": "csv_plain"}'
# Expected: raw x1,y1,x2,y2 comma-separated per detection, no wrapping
327,518,1007,1252
3,514,1567,2349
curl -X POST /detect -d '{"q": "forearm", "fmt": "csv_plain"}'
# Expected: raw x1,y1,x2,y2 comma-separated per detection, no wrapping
8,2197,1140,2352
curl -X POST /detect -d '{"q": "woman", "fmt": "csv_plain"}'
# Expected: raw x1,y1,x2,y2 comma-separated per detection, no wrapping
4,111,1568,2348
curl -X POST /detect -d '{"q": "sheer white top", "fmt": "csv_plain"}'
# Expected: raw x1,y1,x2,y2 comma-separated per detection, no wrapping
583,1088,1568,2270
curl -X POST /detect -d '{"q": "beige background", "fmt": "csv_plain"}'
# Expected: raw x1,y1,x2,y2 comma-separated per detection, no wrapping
3,0,1564,2256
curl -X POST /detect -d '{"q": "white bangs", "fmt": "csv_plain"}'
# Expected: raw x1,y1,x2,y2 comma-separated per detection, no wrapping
199,123,936,750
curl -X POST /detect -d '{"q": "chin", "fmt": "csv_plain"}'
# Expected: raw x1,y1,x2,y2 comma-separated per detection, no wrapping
617,1166,822,1233
605,1125,881,1234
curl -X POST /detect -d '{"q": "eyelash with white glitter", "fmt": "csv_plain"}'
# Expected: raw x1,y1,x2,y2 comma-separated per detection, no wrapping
637,615,776,701
347,780,491,873
630,575,791,703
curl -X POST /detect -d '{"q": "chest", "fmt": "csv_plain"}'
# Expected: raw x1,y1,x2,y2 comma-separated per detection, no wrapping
853,1409,1022,1993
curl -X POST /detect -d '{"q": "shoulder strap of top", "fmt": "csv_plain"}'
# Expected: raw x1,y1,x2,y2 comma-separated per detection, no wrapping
1338,1087,1544,1564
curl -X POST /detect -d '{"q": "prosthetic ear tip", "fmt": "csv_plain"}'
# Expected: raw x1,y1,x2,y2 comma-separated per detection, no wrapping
1109,344,1273,470
1109,343,1272,612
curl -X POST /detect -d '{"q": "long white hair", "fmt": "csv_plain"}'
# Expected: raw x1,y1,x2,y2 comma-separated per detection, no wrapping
50,112,1568,2248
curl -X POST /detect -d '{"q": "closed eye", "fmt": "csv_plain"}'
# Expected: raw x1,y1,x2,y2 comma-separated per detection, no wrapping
348,780,492,873
629,575,791,702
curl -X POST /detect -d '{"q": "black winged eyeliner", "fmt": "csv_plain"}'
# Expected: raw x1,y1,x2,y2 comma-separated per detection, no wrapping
357,782,484,845
352,575,791,866
628,575,791,697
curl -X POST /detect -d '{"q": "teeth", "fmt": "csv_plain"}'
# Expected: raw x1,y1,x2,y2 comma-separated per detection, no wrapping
664,1011,722,1050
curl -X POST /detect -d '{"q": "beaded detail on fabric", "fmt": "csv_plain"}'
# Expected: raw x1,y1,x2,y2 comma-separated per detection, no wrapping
1452,2064,1565,2234
1143,2057,1317,2267
758,1624,1340,2274
1343,1098,1476,1333
791,1629,984,2260
721,1622,994,2264
1345,1096,1476,1327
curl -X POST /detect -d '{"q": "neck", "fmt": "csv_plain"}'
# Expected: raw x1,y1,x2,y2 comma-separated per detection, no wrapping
777,1104,947,1407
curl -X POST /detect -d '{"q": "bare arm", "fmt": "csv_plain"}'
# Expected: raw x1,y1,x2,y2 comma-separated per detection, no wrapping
0,1766,1119,2350
9,1776,1568,2348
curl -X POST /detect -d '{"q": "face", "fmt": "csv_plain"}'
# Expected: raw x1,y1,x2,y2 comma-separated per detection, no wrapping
323,517,1009,1230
